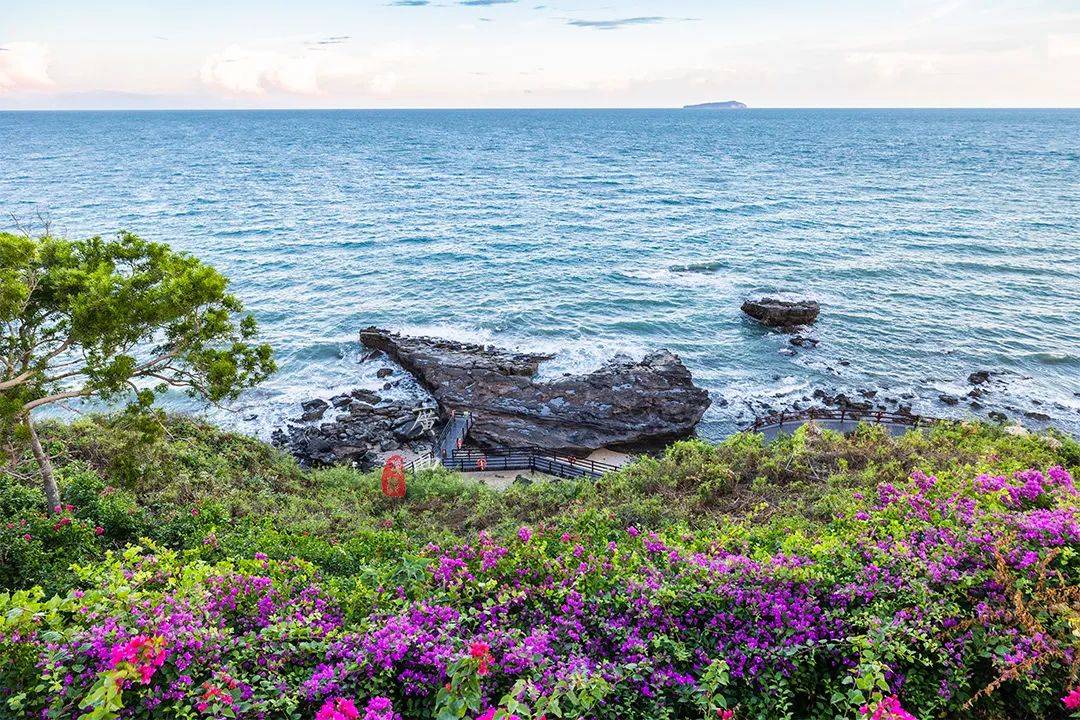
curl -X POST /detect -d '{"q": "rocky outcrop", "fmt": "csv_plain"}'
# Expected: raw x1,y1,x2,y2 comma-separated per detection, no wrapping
741,297,820,328
272,390,435,467
359,327,710,453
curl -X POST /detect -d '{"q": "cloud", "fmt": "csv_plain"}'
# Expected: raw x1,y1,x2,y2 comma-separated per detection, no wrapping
201,45,323,94
0,41,54,93
566,17,672,30
460,0,516,6
388,1,430,6
200,39,416,97
307,35,351,46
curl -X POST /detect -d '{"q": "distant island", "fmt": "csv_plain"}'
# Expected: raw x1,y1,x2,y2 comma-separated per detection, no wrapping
683,100,748,110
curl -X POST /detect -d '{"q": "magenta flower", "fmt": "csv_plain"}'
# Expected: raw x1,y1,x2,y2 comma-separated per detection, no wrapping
316,697,360,720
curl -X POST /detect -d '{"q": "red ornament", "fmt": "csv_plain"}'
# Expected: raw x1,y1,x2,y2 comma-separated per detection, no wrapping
381,454,406,498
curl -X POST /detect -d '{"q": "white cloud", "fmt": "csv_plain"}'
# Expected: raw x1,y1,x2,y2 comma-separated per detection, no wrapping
845,51,941,78
0,41,54,93
200,38,416,97
200,45,324,95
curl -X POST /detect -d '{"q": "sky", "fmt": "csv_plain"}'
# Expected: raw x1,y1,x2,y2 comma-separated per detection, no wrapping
1,0,1078,109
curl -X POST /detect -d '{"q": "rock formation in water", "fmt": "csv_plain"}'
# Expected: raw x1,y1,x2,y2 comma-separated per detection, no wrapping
359,327,711,453
741,297,820,328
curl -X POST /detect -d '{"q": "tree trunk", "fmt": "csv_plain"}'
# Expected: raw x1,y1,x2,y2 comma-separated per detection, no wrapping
24,416,60,514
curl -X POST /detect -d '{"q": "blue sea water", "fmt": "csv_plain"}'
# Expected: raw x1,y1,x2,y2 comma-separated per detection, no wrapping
2,109,1078,439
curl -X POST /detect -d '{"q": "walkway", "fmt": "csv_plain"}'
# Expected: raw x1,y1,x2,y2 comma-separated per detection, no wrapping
411,412,622,480
744,408,925,442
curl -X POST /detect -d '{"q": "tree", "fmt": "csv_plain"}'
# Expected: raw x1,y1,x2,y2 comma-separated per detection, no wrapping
1,230,275,511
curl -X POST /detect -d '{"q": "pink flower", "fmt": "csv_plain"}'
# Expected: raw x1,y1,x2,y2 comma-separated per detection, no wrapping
107,635,167,684
469,641,493,675
626,526,640,537
869,697,917,720
476,710,496,720
94,526,105,536
22,533,31,541
517,526,532,543
316,697,360,720
1063,688,1080,710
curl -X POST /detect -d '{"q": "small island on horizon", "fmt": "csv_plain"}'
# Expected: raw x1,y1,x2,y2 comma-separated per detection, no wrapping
683,100,748,110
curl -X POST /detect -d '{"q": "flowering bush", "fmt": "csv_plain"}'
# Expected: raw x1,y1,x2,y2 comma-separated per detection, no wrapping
1,419,1078,718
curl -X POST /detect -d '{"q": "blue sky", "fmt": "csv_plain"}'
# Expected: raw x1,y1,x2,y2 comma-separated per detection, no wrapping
1,0,1077,108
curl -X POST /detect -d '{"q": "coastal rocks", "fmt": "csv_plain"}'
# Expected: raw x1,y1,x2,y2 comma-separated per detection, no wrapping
789,335,819,348
741,297,820,329
359,327,711,453
273,390,436,468
300,399,329,422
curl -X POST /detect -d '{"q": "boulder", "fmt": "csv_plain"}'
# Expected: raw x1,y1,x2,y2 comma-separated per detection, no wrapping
741,297,820,328
360,327,710,453
300,398,329,421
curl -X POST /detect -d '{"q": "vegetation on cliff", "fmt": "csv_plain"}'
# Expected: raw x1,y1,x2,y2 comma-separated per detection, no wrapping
1,415,1078,719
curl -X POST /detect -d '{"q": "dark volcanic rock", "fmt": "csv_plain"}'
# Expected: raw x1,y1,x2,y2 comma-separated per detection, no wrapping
300,398,329,421
274,391,435,468
741,297,820,328
968,370,992,385
360,327,710,453
790,335,819,348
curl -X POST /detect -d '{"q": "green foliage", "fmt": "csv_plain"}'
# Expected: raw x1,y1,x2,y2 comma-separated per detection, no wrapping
0,415,1077,719
0,230,274,508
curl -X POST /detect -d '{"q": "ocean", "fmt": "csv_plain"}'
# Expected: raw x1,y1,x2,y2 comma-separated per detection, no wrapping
2,108,1078,439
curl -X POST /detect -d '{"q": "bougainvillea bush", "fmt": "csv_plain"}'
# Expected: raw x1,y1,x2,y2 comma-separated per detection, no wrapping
0,420,1078,719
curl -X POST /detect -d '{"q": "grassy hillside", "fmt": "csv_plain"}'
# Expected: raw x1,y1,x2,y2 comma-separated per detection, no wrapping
1,415,1078,719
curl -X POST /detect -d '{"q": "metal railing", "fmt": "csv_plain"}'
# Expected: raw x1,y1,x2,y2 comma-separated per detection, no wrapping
441,445,621,479
402,410,622,480
744,407,925,433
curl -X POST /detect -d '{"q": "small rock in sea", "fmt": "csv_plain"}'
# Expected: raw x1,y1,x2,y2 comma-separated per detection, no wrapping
790,335,819,348
383,382,393,390
970,401,984,410
939,394,960,406
300,398,329,421
741,297,820,328
968,370,992,385
1024,411,1051,422
376,368,393,379
900,392,915,399
778,347,797,357
331,394,352,409
243,413,258,421
988,410,1008,423
968,387,984,399
860,389,877,399
351,388,381,404
839,360,850,366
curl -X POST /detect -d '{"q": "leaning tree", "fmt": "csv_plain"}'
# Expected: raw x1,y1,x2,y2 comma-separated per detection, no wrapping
1,230,274,511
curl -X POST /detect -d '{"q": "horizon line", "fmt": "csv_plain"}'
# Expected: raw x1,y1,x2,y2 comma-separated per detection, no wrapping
2,105,1079,113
